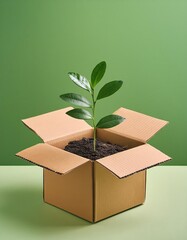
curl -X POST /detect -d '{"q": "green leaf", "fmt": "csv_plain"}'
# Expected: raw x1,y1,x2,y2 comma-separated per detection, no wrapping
68,72,91,92
91,61,106,87
97,80,123,100
60,93,91,108
96,114,125,128
66,108,92,120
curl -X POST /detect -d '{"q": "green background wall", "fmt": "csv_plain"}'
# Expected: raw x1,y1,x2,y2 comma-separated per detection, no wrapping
1,0,186,165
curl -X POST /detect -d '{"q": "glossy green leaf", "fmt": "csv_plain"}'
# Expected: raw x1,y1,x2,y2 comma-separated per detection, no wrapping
68,72,91,92
60,93,91,107
91,61,106,87
96,114,125,128
66,108,92,120
97,80,123,100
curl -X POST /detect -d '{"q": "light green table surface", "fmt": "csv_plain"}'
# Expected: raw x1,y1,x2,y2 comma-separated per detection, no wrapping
0,166,186,240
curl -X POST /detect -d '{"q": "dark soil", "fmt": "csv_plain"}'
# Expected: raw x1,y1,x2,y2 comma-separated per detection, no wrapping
64,137,127,160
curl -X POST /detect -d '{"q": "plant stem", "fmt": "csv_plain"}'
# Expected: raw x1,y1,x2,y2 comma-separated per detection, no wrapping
93,121,96,151
91,89,96,151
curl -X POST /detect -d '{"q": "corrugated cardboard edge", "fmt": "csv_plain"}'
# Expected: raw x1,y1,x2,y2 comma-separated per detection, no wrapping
16,143,89,174
22,107,92,142
92,161,96,222
107,107,169,143
96,144,171,179
97,158,171,180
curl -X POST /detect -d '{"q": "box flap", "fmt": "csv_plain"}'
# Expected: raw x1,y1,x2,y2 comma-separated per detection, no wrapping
108,107,168,142
22,107,92,142
97,144,171,179
16,143,89,174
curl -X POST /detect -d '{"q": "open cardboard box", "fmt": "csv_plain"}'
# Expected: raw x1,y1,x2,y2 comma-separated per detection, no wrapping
16,107,171,222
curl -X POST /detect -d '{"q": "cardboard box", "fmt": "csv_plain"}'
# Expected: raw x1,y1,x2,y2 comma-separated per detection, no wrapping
16,107,171,222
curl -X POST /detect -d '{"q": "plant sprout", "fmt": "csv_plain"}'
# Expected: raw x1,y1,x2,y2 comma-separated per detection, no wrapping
60,61,125,151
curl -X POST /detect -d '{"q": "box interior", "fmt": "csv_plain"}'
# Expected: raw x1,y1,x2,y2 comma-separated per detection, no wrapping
47,128,144,156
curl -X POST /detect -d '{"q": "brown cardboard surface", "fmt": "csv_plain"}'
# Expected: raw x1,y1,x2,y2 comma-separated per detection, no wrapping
16,143,89,174
22,107,92,142
107,107,168,142
97,144,171,178
43,161,93,222
48,129,93,148
97,129,143,150
16,106,171,222
94,162,146,222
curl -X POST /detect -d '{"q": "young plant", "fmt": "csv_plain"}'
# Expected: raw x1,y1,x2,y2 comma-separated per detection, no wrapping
60,61,125,151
